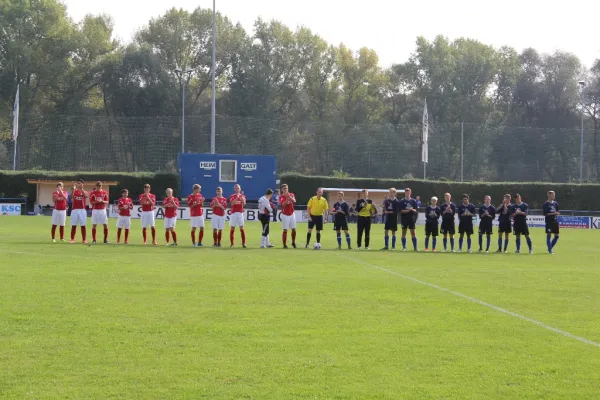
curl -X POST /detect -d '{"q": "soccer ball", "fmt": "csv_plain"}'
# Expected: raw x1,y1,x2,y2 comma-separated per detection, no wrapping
313,243,321,250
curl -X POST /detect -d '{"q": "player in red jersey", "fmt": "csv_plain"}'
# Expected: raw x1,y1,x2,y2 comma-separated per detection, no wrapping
139,184,157,245
279,183,297,248
163,188,180,246
187,184,205,247
90,181,109,244
69,179,88,243
210,187,228,247
116,189,133,244
51,182,68,242
228,184,247,248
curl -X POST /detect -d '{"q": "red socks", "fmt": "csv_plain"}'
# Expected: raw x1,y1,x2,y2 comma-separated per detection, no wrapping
198,230,203,244
172,231,177,243
241,228,246,245
59,226,64,240
230,228,235,245
282,231,287,245
92,228,97,241
51,225,57,239
217,230,222,244
291,230,296,244
117,228,122,242
213,231,218,244
104,227,108,242
81,226,87,241
151,227,156,242
124,229,129,242
191,231,196,245
142,228,147,242
71,226,76,240
165,231,170,243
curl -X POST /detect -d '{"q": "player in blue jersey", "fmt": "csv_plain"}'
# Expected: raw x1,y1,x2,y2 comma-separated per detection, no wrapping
496,194,512,253
478,195,496,253
542,191,560,254
398,188,419,251
439,193,457,252
381,188,399,250
457,194,476,253
332,192,352,249
424,196,441,252
512,194,533,254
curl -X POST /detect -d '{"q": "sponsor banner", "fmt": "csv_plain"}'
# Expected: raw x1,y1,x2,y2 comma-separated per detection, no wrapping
591,217,600,229
108,205,307,223
1,203,22,216
558,216,590,229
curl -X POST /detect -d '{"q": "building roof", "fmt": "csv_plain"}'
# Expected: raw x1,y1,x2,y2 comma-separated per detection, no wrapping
27,179,119,185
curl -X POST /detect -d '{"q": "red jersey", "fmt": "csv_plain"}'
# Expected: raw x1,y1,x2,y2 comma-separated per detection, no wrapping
71,189,88,210
188,193,204,217
118,197,133,217
211,197,228,217
163,197,180,218
90,189,108,210
139,193,156,212
229,193,245,213
53,190,68,211
279,193,296,216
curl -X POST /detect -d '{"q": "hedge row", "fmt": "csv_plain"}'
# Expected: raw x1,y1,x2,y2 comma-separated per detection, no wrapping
1,170,599,210
0,171,178,206
278,174,600,210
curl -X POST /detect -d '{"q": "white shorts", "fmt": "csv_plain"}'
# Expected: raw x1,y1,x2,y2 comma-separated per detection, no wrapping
281,213,297,230
212,214,226,230
70,209,87,226
164,217,177,229
229,212,245,228
141,211,155,228
190,216,205,228
116,216,131,229
52,210,67,226
91,209,108,225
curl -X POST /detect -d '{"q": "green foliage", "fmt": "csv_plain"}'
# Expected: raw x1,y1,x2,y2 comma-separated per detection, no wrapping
0,170,179,206
331,168,351,178
279,172,600,209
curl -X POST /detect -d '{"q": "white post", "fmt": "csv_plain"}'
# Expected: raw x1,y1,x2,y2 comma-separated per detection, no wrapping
181,77,186,154
12,138,17,171
460,122,464,182
210,0,217,154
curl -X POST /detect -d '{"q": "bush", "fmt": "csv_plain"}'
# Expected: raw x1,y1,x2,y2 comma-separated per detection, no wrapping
279,173,599,209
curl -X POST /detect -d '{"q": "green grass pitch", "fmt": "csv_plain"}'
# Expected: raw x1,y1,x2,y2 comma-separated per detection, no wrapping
1,217,599,399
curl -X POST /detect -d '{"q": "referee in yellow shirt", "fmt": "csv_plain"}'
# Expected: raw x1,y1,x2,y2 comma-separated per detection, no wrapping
356,189,376,249
306,187,329,248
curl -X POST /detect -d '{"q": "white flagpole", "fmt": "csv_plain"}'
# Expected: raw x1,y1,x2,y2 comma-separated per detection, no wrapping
12,85,20,171
422,98,429,179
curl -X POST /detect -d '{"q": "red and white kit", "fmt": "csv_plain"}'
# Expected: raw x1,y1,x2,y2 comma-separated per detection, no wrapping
90,189,108,225
228,193,246,228
52,190,68,226
139,193,156,228
279,192,297,229
188,193,204,228
70,189,88,226
116,197,134,229
163,197,180,229
210,196,228,230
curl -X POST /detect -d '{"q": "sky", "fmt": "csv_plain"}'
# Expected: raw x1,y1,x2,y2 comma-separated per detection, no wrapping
63,0,600,69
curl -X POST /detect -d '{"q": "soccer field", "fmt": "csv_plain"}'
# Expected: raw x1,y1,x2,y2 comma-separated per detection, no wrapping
1,217,599,399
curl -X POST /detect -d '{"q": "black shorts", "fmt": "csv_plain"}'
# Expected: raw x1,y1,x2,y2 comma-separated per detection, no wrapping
425,222,439,237
384,214,398,231
545,220,559,235
440,219,455,235
308,215,323,231
498,221,512,234
513,220,530,236
478,219,493,235
334,218,349,231
459,220,474,235
401,215,416,230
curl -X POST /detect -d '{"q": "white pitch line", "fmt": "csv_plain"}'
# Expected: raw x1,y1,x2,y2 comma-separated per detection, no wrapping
339,254,600,348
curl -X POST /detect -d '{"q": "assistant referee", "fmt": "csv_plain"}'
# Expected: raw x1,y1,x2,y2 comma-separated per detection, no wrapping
305,187,329,248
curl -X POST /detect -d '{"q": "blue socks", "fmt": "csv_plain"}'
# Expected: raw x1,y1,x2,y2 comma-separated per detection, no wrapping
346,233,351,247
478,234,483,249
385,235,389,248
498,237,502,250
425,236,430,249
432,238,437,250
516,237,521,252
450,238,455,251
392,236,397,249
412,237,417,250
551,236,559,249
443,238,448,250
486,235,491,251
459,237,463,250
467,237,471,250
504,239,509,251
526,237,532,251
401,237,407,249
337,233,342,247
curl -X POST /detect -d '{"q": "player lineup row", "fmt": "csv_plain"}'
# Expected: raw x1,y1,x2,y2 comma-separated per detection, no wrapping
48,181,562,254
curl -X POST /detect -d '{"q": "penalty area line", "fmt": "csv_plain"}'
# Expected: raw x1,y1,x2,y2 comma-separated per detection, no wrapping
339,254,600,349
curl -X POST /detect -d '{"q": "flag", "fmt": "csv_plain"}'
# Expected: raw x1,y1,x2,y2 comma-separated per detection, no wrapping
12,85,20,141
422,98,428,163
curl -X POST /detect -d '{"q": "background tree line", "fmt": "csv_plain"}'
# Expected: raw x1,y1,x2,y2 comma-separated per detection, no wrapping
1,0,600,181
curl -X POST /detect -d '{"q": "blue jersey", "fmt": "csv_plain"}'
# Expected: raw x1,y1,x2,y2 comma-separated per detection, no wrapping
425,206,441,223
440,202,456,221
478,204,496,220
398,198,418,218
512,202,528,224
542,201,559,223
457,203,476,222
332,201,349,222
383,198,400,215
497,203,512,224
